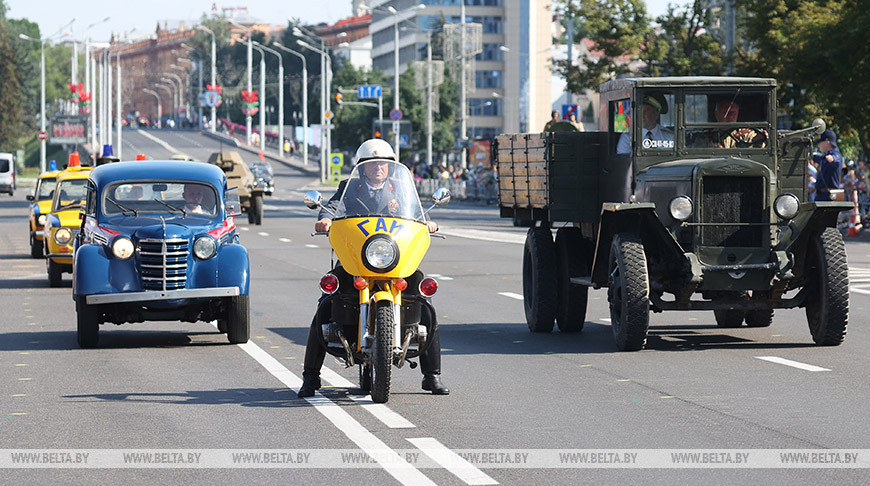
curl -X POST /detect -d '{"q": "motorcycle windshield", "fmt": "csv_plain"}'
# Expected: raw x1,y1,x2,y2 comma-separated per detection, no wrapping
338,160,425,222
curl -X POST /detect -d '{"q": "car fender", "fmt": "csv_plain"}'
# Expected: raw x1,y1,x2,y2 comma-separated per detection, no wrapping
217,244,250,295
74,244,113,297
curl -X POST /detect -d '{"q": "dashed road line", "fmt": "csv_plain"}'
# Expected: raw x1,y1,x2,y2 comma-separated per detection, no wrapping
428,274,453,281
320,367,416,429
279,238,292,243
756,356,830,372
407,437,498,485
257,232,270,236
306,244,319,248
498,292,523,300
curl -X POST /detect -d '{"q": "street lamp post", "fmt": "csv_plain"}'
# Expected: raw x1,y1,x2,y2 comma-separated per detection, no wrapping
251,44,266,153
274,42,308,165
229,20,253,145
296,38,331,183
177,54,202,129
142,88,161,128
163,73,184,126
155,83,175,128
171,64,191,125
196,25,217,132
116,50,122,158
254,41,284,157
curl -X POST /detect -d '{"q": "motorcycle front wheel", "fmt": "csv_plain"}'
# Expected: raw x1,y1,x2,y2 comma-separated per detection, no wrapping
371,301,394,403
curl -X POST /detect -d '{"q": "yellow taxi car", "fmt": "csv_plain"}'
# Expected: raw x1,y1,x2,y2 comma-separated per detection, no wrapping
44,166,93,287
26,168,61,258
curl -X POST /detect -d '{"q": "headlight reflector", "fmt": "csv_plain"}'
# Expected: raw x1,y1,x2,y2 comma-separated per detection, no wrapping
112,237,135,259
54,228,72,245
193,236,217,260
37,214,47,226
668,195,693,221
774,193,800,219
362,235,399,272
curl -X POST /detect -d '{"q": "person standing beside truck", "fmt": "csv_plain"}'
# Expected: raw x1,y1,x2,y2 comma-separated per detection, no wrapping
813,129,844,201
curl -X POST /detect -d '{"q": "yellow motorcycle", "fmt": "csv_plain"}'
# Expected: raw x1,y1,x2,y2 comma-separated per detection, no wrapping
304,160,449,403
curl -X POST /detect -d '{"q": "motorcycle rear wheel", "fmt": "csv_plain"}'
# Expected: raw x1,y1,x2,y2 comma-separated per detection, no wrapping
371,301,393,403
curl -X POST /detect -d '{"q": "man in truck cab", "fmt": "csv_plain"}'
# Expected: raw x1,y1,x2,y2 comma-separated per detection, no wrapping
616,93,674,154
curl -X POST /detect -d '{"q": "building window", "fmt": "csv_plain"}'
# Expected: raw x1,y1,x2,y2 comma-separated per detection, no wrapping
469,98,502,116
475,70,502,89
475,44,504,61
470,127,499,140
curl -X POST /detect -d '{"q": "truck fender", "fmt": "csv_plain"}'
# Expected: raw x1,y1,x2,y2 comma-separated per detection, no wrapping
590,203,686,286
777,201,853,273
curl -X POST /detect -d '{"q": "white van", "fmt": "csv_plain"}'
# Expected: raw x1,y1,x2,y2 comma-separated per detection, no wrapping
0,153,15,196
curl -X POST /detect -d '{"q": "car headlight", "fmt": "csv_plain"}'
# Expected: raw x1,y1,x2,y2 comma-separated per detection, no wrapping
37,214,47,226
112,237,135,260
54,228,72,245
774,193,800,220
362,235,399,272
668,195,693,221
193,236,217,260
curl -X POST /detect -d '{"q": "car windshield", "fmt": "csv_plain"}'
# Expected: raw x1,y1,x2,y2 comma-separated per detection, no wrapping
685,91,770,149
102,181,218,217
337,160,425,222
53,179,88,211
36,177,57,201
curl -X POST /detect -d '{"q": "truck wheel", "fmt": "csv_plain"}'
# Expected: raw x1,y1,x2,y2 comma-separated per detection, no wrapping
359,363,372,393
226,295,250,344
607,233,649,351
805,227,849,345
76,297,99,348
30,233,43,258
554,227,588,333
371,301,393,403
217,319,228,333
47,259,62,287
522,227,558,333
745,309,773,327
252,194,264,225
714,309,745,328
247,204,255,224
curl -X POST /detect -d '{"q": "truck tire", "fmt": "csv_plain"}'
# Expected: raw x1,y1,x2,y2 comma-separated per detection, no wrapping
805,227,849,345
47,259,62,287
714,309,745,328
522,227,558,333
226,295,251,344
607,233,649,351
76,297,99,348
30,233,43,258
371,301,393,403
252,194,264,225
554,227,588,333
745,309,774,327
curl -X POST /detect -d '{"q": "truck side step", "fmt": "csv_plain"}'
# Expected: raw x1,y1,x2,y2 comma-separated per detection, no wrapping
570,277,595,287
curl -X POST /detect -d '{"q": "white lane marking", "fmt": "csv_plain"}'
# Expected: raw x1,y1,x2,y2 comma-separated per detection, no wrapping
319,367,416,429
407,438,498,485
235,340,434,485
428,274,453,281
258,232,270,236
498,292,523,300
239,227,250,231
438,228,525,245
601,317,611,322
851,287,870,295
136,129,182,155
756,356,830,372
306,244,319,248
279,238,292,243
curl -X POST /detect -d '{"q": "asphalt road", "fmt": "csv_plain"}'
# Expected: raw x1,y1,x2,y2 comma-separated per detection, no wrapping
2,128,869,483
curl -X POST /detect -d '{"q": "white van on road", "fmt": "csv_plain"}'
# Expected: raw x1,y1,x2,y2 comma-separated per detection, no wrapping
0,153,16,196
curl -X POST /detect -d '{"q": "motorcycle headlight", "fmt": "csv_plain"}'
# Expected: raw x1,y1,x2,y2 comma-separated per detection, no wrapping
362,235,399,272
668,195,693,221
112,236,135,260
193,236,217,260
54,228,72,245
37,214,47,226
774,193,800,220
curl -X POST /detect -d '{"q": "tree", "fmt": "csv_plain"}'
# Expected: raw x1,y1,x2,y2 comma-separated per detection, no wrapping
331,60,387,150
0,3,24,150
7,17,39,133
652,0,727,76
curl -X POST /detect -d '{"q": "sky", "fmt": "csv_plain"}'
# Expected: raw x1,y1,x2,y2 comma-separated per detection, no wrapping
7,0,690,44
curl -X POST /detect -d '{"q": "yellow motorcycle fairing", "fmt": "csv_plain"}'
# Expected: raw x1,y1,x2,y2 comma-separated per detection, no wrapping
329,216,430,278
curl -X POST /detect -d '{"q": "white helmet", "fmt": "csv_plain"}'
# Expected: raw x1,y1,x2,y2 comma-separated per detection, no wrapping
356,139,396,163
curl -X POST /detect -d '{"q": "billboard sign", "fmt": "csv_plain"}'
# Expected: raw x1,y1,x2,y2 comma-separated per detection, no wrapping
50,115,89,144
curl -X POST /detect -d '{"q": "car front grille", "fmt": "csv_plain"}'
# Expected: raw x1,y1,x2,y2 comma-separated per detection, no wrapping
701,176,765,247
139,238,189,290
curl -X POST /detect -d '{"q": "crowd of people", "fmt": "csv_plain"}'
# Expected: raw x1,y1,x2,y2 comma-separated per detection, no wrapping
408,161,498,204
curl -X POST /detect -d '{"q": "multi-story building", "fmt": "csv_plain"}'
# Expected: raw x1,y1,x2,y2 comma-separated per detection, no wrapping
368,0,552,139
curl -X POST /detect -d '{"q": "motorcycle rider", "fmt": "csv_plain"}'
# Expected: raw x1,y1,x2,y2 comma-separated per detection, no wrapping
299,139,449,398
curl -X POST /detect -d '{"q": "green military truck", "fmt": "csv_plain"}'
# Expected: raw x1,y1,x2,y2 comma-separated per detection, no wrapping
496,76,851,350
207,151,265,225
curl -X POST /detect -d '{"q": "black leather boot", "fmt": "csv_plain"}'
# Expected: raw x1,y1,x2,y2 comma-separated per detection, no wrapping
297,374,321,398
422,374,449,395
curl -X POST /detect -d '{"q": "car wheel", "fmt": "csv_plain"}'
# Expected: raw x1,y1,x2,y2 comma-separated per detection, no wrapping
47,259,62,287
217,319,228,333
252,194,263,225
608,233,650,351
30,233,43,258
805,228,849,345
554,227,588,333
522,227,558,333
76,297,99,348
226,295,250,344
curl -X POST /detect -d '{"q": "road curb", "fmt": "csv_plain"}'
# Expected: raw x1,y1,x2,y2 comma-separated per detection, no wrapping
214,133,320,177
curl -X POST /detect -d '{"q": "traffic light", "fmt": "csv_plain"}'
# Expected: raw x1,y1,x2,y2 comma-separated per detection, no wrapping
335,93,343,106
374,129,382,138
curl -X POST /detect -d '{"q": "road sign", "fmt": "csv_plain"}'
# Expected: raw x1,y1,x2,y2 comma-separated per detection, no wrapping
357,85,383,99
389,109,403,121
399,135,409,148
330,153,344,167
561,104,578,119
324,110,334,120
203,90,221,108
37,131,47,141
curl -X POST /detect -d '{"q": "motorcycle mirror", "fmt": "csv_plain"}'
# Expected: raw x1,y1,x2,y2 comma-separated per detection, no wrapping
812,118,826,135
432,187,451,207
303,190,323,210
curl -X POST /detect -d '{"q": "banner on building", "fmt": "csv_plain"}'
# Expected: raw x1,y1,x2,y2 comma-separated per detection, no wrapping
50,116,89,145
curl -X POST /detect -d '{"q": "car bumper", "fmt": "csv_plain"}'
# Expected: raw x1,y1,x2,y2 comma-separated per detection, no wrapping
86,286,241,305
47,253,73,264
0,183,12,192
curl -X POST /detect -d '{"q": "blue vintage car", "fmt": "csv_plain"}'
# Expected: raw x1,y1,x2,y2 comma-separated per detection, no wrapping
73,161,250,348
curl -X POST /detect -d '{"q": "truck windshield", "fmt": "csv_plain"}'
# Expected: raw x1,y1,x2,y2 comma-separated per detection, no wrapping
685,91,770,149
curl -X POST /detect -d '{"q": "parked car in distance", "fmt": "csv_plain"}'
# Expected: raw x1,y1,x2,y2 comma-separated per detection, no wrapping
43,166,93,286
0,152,16,196
170,154,196,161
73,161,251,348
250,160,274,196
27,168,62,258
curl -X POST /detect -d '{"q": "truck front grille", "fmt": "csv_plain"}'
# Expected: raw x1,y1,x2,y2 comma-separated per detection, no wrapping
139,238,189,290
701,176,764,247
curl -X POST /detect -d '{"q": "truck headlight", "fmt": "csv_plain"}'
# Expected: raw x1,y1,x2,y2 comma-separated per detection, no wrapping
193,236,217,260
37,214,47,226
54,228,72,245
362,235,399,272
774,193,800,220
668,195,693,221
112,237,135,259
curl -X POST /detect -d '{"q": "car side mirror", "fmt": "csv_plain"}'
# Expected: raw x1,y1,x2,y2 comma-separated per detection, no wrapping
226,187,242,216
303,190,322,210
26,194,33,201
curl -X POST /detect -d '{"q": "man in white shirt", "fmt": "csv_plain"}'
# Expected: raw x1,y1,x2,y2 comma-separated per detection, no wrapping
617,94,674,154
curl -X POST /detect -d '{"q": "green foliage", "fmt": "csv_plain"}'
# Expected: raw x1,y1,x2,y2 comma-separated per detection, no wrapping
0,12,23,150
331,61,387,149
653,0,728,76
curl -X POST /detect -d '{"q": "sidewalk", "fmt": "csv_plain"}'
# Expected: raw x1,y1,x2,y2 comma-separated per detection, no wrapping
219,132,320,178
